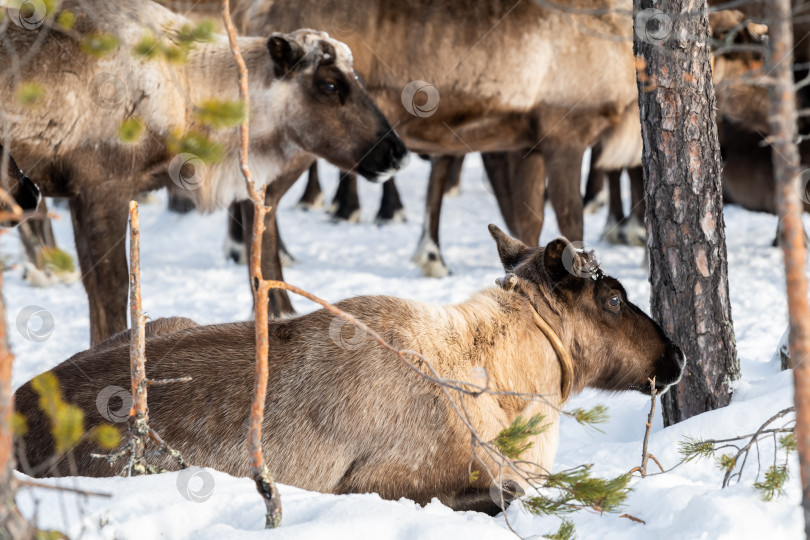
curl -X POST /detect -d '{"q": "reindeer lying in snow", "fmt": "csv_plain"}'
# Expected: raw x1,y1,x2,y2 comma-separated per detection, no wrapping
16,225,684,514
1,0,407,345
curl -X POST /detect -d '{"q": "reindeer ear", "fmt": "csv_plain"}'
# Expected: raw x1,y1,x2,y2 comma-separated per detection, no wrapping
489,224,533,272
542,238,575,283
268,34,304,77
543,238,600,284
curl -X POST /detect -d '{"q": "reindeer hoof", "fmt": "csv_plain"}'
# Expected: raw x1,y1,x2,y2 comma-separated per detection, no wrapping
223,236,248,265
443,184,461,198
279,246,297,268
295,192,324,211
619,215,646,247
411,236,451,278
22,262,80,287
601,215,623,245
375,208,407,225
329,208,361,224
584,189,608,214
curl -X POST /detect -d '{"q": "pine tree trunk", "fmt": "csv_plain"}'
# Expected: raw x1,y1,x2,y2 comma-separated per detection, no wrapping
634,0,739,425
766,0,810,535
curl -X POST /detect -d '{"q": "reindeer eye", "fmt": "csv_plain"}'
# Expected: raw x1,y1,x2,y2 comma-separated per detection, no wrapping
608,295,621,308
320,81,338,94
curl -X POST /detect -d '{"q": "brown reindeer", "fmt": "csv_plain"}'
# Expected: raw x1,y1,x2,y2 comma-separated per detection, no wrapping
0,0,407,344
225,0,640,291
16,226,684,515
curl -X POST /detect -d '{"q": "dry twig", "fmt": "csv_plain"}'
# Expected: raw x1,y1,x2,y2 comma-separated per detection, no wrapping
629,378,663,477
91,202,188,475
220,0,282,528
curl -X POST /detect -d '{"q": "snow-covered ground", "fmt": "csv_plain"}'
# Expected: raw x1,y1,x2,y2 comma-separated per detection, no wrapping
4,155,808,539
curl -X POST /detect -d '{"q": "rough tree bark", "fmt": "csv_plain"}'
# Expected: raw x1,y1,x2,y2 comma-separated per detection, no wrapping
766,0,810,534
634,0,739,425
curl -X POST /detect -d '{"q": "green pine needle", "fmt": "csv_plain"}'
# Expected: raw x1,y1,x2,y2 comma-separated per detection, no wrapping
16,82,45,107
779,433,796,453
715,454,736,473
177,20,215,45
56,10,75,30
543,519,575,540
567,405,609,431
678,436,715,462
133,33,162,59
195,100,245,128
39,246,75,273
523,495,574,516
528,467,631,515
753,465,790,502
81,32,120,58
494,414,547,459
119,117,144,143
167,130,224,163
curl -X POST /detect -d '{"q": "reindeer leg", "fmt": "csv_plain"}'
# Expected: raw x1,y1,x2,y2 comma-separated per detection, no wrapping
619,165,647,247
411,155,463,277
330,172,360,222
375,178,406,224
240,199,294,318
69,192,129,345
545,143,585,242
583,145,607,214
482,151,518,236
296,161,324,210
443,155,463,198
167,191,196,213
601,169,625,244
224,201,248,264
507,150,547,247
441,480,525,516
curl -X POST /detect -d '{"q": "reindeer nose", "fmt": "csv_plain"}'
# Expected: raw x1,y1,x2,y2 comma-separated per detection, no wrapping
384,133,408,171
669,342,686,371
655,341,686,392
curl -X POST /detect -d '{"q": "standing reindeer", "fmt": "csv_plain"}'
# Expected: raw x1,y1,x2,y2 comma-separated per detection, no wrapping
221,0,641,306
1,0,406,344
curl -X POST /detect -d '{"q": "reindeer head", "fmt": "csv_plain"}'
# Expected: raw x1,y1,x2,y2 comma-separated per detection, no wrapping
489,225,685,395
262,29,408,181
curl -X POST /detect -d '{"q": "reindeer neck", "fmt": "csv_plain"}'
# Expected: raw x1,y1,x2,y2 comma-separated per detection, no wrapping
179,38,302,209
184,37,268,104
442,288,562,401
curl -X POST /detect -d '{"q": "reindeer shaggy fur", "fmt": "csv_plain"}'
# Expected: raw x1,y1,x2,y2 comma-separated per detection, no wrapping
0,0,406,344
15,226,684,515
